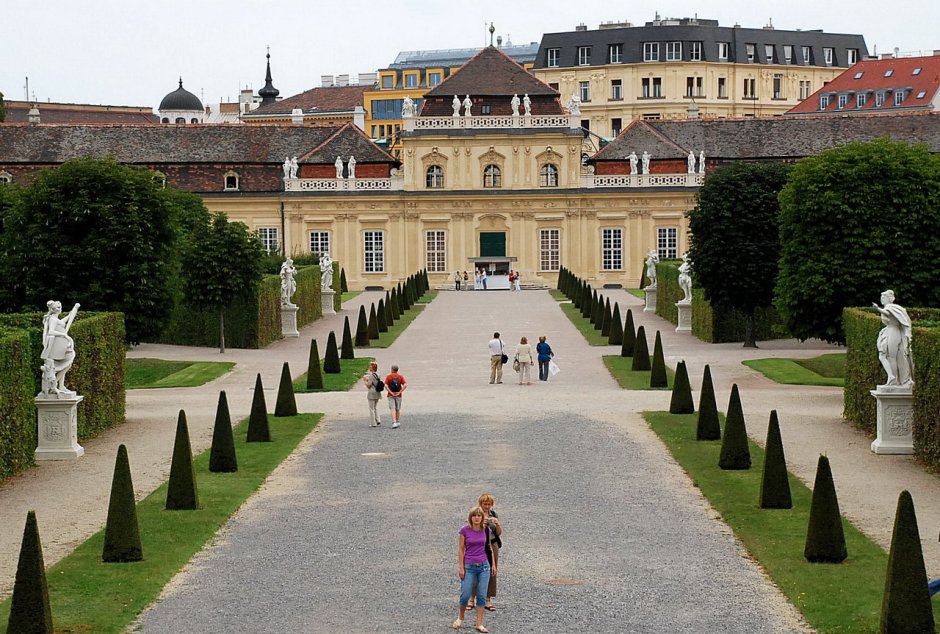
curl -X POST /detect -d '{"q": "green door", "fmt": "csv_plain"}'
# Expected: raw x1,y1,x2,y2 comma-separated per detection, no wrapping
479,232,506,257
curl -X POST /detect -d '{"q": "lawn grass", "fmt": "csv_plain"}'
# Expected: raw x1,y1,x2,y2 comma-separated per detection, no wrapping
549,294,611,346
602,355,675,390
644,410,940,633
126,358,236,389
0,413,321,632
626,288,645,299
357,290,437,350
341,291,361,303
294,357,373,393
743,354,845,387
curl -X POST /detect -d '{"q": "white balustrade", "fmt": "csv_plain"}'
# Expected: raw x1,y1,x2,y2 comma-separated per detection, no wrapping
412,115,574,130
284,178,403,192
583,173,703,189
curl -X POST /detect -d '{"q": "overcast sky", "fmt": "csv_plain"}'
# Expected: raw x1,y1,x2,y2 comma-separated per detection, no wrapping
3,0,937,109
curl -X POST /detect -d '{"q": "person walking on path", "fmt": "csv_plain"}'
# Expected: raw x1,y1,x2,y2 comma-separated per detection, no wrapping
481,270,488,291
508,271,516,291
384,365,407,428
454,272,462,291
479,493,503,611
488,333,505,384
536,335,554,382
515,336,534,385
463,271,469,291
362,362,383,427
513,271,521,292
453,506,493,632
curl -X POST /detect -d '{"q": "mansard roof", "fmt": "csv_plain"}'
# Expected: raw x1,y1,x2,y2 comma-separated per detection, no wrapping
424,45,558,98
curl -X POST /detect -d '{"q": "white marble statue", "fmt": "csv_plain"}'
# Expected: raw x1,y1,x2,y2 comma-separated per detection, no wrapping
40,300,80,395
335,156,344,179
511,94,521,116
282,157,291,179
645,249,660,288
401,96,415,118
688,151,696,174
566,94,581,116
641,151,650,174
463,95,472,117
289,157,298,180
280,258,297,306
873,290,914,386
452,95,461,117
348,155,356,178
677,254,693,303
698,150,705,174
523,94,531,116
629,151,639,175
319,253,334,291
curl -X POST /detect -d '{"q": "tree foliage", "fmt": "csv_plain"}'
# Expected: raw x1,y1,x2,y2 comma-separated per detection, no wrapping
777,139,940,343
688,161,791,347
0,91,6,123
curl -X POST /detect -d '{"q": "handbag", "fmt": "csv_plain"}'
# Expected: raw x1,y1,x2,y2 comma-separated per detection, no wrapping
500,341,508,365
512,358,520,372
549,359,561,376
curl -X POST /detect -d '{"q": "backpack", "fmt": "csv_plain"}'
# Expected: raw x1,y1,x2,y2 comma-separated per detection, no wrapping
388,377,402,393
373,373,384,393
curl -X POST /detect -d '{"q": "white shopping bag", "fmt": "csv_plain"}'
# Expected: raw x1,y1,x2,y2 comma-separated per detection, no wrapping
548,360,561,376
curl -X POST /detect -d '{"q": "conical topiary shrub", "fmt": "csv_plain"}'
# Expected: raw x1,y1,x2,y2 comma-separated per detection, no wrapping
274,362,298,417
384,291,394,326
398,282,408,311
7,511,54,633
340,268,348,293
621,309,636,357
247,374,271,442
209,391,238,472
324,332,341,374
394,284,403,315
377,299,388,333
804,455,847,563
631,325,650,371
608,303,623,345
590,291,601,326
355,305,370,346
759,410,791,509
696,364,721,441
367,304,380,340
650,331,668,388
341,316,355,359
880,490,935,634
166,410,199,509
581,285,592,318
669,360,695,414
718,384,751,470
103,444,143,562
601,298,612,336
306,339,324,389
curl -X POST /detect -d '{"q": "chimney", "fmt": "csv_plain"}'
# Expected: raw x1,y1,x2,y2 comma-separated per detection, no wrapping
686,102,700,119
291,108,304,124
358,72,377,86
353,105,366,131
575,23,587,31
321,75,334,87
27,105,41,124
336,74,349,87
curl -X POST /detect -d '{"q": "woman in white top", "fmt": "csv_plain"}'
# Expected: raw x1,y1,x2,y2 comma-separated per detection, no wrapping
515,336,534,385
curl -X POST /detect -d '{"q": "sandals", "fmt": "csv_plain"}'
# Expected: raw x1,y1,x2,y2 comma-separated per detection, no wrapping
484,605,496,611
475,626,490,633
452,618,463,629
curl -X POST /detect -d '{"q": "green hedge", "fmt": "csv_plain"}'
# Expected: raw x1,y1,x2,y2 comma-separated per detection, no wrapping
912,323,940,470
0,312,126,479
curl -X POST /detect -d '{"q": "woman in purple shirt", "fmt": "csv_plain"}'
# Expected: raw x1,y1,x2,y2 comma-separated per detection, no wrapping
452,506,493,632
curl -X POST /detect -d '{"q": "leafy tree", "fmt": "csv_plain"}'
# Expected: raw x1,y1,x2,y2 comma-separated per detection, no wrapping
0,91,6,123
181,212,263,352
777,139,940,343
688,162,791,347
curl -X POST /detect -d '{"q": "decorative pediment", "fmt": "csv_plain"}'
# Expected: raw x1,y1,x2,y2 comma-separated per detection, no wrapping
478,146,507,167
478,214,509,231
535,147,562,165
421,148,448,169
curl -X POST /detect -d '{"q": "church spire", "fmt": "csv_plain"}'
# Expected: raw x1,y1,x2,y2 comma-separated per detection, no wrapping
259,47,280,106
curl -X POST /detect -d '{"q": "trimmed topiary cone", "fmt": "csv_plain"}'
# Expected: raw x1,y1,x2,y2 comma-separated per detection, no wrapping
804,454,847,563
650,331,668,388
718,384,751,470
166,410,199,509
8,511,53,633
696,364,721,440
621,309,636,357
247,374,271,442
631,326,650,371
340,268,348,293
341,316,355,359
601,298,612,336
608,303,623,345
274,362,298,417
306,339,324,389
880,490,935,634
355,305,370,346
590,291,601,325
209,391,238,472
397,282,406,311
759,410,791,509
377,299,388,333
384,291,394,326
367,304,380,340
669,360,695,414
324,332,341,374
103,444,143,562
581,285,592,318
391,287,401,318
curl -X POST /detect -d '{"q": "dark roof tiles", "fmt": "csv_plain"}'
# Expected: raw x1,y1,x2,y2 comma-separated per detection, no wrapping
247,84,371,116
425,46,557,98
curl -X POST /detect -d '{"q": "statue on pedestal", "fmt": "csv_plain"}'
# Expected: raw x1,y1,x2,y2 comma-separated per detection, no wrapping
677,254,693,303
645,249,659,288
523,94,531,116
566,94,581,116
289,156,298,180
335,156,344,179
320,253,334,291
452,95,461,117
873,290,914,386
463,95,473,117
511,94,521,116
698,150,705,174
280,258,297,306
40,301,80,395
629,151,638,175
641,151,651,174
688,151,696,174
282,157,291,179
348,155,356,178
401,96,415,118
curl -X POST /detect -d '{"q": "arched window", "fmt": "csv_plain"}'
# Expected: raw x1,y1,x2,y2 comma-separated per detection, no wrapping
161,117,170,123
539,163,559,187
175,117,185,124
426,165,444,189
224,171,240,191
190,118,199,124
151,171,166,189
483,164,502,188
0,171,12,184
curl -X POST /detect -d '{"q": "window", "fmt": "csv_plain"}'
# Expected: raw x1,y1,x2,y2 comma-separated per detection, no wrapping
481,105,492,114
539,164,558,187
152,171,166,188
643,42,659,62
765,45,775,63
718,77,727,98
913,67,922,76
641,113,661,120
425,230,446,273
381,75,394,89
370,125,377,138
799,80,812,100
540,229,560,271
405,74,417,88
666,41,681,61
610,79,622,100
175,117,185,124
894,90,905,106
802,46,811,64
161,117,169,123
426,165,444,189
578,46,591,66
857,93,867,108
875,91,885,106
601,228,623,271
580,80,591,102
847,49,858,65
686,76,703,97
823,47,833,65
363,231,384,273
309,231,330,256
717,42,729,61
689,41,702,61
784,45,793,64
483,164,501,188
743,78,756,99
884,69,894,77
609,44,622,64
224,171,239,191
642,77,662,98
837,94,848,109
549,82,559,91
773,74,784,99
372,98,407,120
429,72,441,86
819,95,830,109
580,119,590,133
190,118,199,124
611,117,622,136
746,43,756,63
547,48,560,67
854,71,864,79
0,171,12,184
657,227,678,259
257,227,279,254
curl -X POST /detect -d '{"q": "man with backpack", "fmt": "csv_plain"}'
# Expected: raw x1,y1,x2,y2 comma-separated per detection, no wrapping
362,361,384,427
384,364,408,429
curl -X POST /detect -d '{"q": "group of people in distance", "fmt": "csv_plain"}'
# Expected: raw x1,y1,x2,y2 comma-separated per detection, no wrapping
488,332,555,385
452,270,522,291
361,362,407,428
454,493,503,632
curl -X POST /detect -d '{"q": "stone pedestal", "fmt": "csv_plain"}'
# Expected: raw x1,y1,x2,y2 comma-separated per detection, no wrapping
35,393,84,460
644,287,657,313
870,385,914,455
321,289,336,315
280,303,299,338
676,301,692,333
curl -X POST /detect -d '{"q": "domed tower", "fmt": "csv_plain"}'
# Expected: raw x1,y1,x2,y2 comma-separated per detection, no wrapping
258,50,280,107
158,78,204,123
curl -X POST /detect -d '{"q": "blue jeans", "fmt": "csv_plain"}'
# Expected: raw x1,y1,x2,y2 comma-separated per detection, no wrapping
539,359,550,381
459,562,490,608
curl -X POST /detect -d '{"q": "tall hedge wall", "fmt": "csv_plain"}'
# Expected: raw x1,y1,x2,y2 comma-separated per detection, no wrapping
912,324,940,470
0,328,35,480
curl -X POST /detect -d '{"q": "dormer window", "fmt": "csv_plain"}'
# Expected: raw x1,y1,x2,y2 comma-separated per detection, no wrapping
912,67,922,76
819,95,830,109
894,90,905,106
916,90,927,99
0,171,12,184
854,72,864,79
224,171,240,191
884,69,894,77
857,93,867,107
837,94,848,109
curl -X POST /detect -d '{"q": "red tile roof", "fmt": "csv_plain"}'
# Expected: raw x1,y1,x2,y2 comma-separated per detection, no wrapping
424,46,557,98
3,101,158,124
787,55,940,115
245,84,371,117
